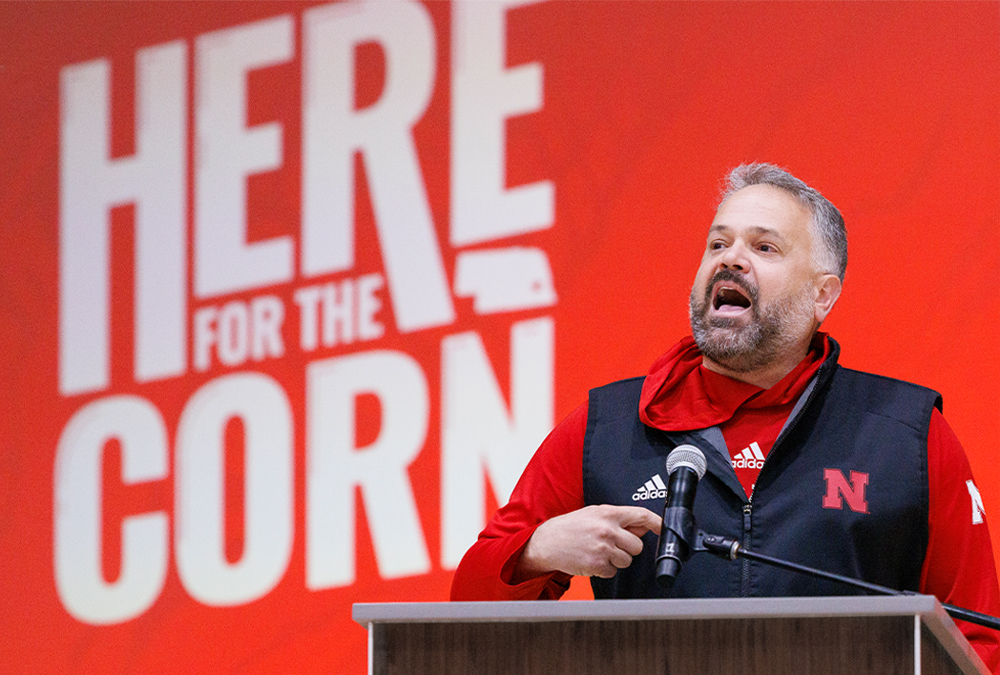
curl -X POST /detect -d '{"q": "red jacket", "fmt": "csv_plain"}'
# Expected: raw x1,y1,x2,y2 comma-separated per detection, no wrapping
451,336,1000,671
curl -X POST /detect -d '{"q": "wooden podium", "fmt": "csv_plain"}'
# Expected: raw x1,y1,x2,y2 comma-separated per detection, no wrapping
353,595,988,675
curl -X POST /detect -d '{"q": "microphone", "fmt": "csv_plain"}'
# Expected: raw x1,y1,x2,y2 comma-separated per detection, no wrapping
655,444,708,591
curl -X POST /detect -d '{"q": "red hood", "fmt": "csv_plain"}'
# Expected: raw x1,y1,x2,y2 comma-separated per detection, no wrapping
639,333,830,432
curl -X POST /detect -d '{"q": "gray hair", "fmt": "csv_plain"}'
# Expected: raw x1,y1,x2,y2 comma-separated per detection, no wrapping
721,163,847,282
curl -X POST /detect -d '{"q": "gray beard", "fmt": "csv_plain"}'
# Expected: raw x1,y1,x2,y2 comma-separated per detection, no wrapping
689,275,814,374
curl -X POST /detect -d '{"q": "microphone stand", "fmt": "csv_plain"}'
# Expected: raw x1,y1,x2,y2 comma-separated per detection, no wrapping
692,531,1000,632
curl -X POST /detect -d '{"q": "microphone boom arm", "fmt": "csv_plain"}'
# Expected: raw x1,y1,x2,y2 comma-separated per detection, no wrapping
693,531,1000,632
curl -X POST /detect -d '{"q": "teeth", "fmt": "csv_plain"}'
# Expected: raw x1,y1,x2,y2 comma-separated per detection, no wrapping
714,285,751,309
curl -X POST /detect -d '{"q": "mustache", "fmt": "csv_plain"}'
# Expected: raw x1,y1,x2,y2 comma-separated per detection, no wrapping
702,269,759,307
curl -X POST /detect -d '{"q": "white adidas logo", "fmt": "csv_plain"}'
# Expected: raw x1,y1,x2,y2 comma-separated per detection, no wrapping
632,474,668,501
968,480,986,525
731,441,765,470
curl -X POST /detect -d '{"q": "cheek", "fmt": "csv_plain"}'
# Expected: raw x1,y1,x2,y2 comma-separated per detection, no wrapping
691,272,711,301
693,258,715,287
755,274,791,305
761,262,812,297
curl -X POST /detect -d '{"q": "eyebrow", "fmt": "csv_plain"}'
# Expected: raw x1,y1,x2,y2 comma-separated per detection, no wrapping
709,224,788,244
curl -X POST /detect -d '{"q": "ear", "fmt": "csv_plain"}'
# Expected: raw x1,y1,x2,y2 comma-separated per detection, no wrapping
813,274,842,324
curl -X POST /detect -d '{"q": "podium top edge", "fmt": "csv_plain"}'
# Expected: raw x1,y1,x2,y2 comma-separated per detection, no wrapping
351,596,987,674
352,595,945,625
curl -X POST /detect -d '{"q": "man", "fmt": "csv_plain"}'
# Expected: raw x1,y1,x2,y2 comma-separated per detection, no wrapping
450,163,1000,670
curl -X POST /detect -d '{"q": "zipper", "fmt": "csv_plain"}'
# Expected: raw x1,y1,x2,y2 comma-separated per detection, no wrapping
768,363,830,458
738,359,833,598
741,503,752,596
743,365,827,505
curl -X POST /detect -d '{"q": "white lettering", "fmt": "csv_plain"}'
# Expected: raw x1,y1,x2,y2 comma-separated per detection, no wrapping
193,306,219,372
194,16,294,298
321,278,355,347
293,285,322,352
217,301,250,366
250,295,285,361
451,0,553,246
356,273,385,341
440,317,554,568
301,0,454,332
192,295,286,371
175,373,294,606
294,275,389,352
53,0,564,623
306,350,431,589
968,479,986,525
54,396,169,624
59,43,187,395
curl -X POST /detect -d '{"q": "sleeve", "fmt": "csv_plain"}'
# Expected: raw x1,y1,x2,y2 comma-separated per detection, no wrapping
919,409,1000,673
449,400,589,601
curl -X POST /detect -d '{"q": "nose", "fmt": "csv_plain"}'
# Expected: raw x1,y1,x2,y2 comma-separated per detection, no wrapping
718,241,749,273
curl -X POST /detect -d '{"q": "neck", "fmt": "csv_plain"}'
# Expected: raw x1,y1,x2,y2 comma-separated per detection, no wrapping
701,336,813,390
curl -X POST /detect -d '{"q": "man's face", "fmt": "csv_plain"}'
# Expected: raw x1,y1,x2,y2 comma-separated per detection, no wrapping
689,184,825,373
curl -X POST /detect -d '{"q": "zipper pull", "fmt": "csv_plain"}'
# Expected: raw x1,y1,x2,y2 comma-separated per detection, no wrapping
743,503,752,532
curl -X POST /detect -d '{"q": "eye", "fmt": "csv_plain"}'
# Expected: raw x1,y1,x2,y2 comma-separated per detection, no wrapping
757,243,776,253
710,240,727,251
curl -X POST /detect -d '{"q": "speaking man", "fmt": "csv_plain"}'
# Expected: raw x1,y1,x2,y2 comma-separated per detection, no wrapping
450,163,1000,670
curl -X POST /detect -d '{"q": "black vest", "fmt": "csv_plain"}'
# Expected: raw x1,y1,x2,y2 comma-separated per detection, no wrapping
583,339,942,599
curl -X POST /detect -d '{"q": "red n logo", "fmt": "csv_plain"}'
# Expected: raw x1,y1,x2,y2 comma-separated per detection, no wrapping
822,469,869,514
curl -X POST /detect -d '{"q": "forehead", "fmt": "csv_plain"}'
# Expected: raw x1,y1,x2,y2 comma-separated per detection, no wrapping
712,184,813,242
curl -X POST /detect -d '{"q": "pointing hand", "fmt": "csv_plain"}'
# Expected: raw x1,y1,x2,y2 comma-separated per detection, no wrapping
515,504,662,580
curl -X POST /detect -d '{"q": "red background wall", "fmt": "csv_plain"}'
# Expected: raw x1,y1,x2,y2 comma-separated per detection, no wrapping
2,2,998,673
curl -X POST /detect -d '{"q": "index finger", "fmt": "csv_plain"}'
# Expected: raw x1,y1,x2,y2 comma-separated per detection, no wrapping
611,505,662,536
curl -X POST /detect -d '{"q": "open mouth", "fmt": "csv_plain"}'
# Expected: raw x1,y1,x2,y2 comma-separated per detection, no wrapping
712,284,752,312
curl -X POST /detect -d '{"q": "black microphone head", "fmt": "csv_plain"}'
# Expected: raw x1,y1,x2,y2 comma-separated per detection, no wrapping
666,444,707,479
